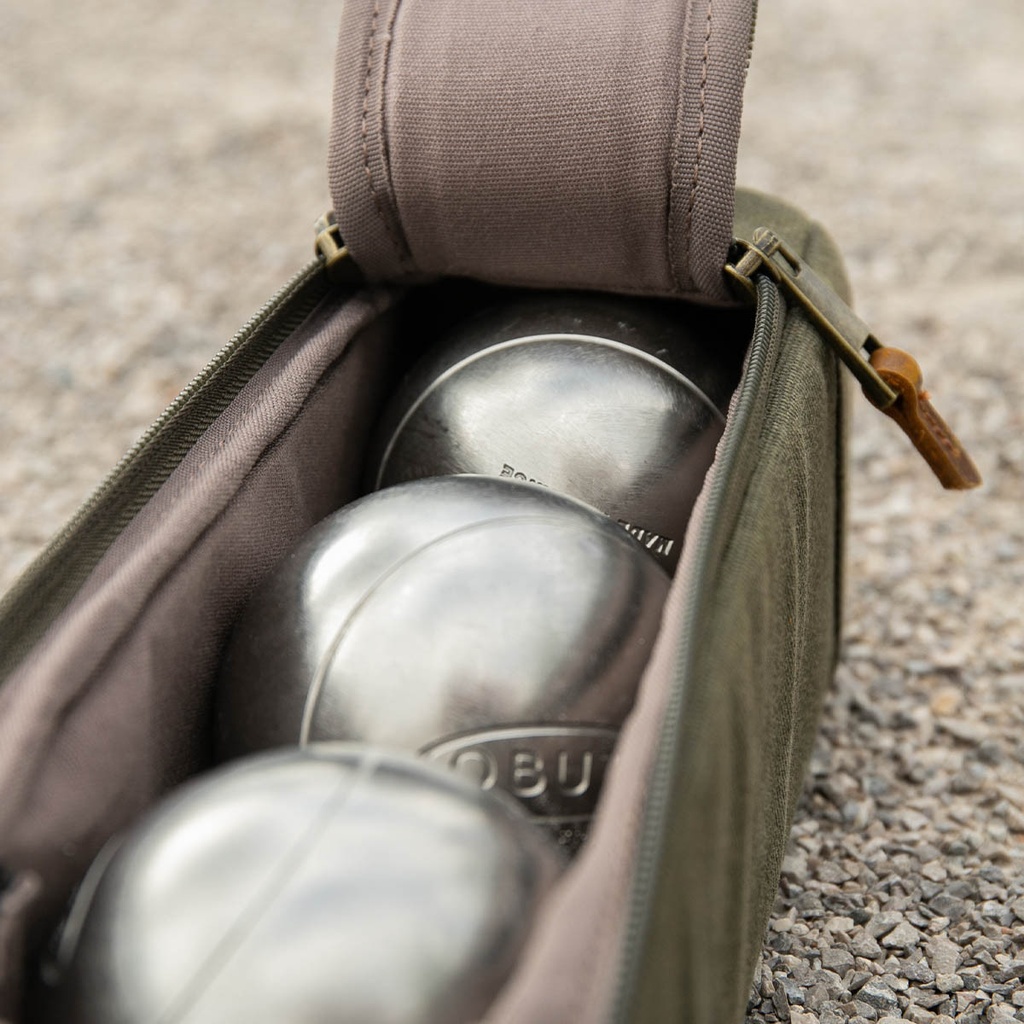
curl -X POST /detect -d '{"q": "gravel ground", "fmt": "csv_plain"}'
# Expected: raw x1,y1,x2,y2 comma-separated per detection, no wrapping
2,2,1022,1021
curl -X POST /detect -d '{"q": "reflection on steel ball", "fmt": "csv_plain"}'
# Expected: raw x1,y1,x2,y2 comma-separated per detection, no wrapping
40,746,564,1024
216,476,670,850
367,290,744,570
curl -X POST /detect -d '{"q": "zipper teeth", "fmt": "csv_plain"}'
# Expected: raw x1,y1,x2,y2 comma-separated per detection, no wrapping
73,258,323,519
0,258,325,683
609,276,781,1024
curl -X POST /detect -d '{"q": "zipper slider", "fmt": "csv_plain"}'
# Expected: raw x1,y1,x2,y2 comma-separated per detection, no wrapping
314,212,364,284
726,227,981,490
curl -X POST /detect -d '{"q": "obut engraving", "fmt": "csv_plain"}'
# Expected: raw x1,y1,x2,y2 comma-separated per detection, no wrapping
420,725,617,814
449,748,499,790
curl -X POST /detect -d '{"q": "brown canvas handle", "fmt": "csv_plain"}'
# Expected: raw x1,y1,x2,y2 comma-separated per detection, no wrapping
328,0,756,303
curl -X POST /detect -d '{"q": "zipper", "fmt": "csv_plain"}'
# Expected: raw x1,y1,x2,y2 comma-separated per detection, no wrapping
609,273,783,1024
0,256,333,686
726,227,981,490
611,228,981,1020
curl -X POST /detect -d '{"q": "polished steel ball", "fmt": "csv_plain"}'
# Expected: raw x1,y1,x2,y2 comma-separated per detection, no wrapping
216,475,670,849
39,746,564,1024
367,290,745,570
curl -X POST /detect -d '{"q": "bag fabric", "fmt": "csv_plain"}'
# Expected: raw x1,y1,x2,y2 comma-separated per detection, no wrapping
328,0,755,302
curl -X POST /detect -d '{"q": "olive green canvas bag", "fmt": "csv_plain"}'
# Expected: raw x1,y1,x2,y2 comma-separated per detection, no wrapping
0,1,978,1021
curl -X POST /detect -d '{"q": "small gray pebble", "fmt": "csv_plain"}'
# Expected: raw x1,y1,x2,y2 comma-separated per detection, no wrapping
867,911,906,940
981,983,1017,997
771,984,791,1020
948,880,981,901
913,991,953,1010
849,1003,880,1021
993,961,1024,984
927,935,963,975
818,968,848,993
858,980,899,1011
879,972,908,993
903,961,937,983
796,892,824,916
823,948,856,974
780,977,806,1005
849,970,873,991
882,920,923,949
818,1006,848,1024
853,934,885,960
805,982,831,1010
929,894,969,922
903,1009,937,1024
817,861,854,885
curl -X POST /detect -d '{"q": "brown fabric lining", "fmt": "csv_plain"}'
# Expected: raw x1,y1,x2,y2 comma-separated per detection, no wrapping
0,287,401,971
0,872,41,1023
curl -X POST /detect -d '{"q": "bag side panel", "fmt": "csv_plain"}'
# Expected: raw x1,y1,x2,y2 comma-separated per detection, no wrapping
485,196,848,1024
628,219,847,1024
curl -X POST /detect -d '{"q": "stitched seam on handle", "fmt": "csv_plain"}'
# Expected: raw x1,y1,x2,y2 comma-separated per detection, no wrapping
686,0,714,274
360,0,406,265
665,16,686,295
376,0,408,267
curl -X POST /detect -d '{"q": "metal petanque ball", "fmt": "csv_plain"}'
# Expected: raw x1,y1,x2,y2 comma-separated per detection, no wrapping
39,746,564,1024
215,475,670,850
367,290,744,570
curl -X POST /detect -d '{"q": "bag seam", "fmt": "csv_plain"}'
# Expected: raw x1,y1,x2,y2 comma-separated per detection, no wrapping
686,0,714,280
361,0,408,268
669,0,714,299
665,3,689,296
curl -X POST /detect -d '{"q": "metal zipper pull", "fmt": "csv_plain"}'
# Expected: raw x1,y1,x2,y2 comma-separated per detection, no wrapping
726,227,981,490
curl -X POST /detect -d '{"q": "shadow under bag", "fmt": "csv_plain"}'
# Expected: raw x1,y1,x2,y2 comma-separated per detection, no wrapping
0,1,979,1022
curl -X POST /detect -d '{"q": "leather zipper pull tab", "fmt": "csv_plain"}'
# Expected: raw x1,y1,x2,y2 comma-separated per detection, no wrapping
726,228,982,490
867,347,982,490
